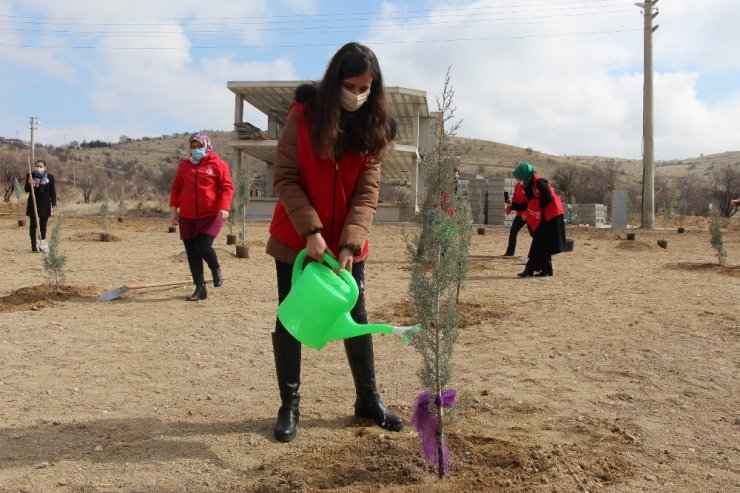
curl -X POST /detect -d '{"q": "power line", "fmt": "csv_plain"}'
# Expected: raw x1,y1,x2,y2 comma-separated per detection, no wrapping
0,0,636,51
0,1,634,25
0,11,636,37
0,28,640,50
0,10,634,37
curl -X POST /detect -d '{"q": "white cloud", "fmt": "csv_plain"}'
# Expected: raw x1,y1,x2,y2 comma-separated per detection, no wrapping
83,30,298,142
368,0,740,159
3,0,739,158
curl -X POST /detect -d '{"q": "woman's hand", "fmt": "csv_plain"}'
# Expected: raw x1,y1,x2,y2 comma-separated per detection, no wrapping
337,247,354,272
305,232,327,261
219,209,229,220
169,207,179,226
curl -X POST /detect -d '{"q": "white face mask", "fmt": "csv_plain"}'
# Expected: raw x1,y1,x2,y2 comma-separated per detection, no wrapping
340,87,371,112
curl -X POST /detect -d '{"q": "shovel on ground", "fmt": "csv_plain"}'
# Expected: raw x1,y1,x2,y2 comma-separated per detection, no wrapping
99,280,206,301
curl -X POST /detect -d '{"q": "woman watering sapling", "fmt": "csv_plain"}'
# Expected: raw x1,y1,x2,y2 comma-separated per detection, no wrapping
266,42,402,442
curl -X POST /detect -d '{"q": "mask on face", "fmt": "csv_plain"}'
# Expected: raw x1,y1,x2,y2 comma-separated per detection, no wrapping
190,147,207,161
340,87,371,112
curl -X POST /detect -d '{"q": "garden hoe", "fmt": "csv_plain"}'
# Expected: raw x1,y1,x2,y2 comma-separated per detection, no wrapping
99,280,209,302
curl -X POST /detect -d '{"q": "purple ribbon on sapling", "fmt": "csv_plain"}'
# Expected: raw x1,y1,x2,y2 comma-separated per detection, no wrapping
411,388,457,475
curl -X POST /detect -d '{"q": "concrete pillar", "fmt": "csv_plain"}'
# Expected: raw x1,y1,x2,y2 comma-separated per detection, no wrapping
235,149,242,178
268,115,279,139
611,190,628,229
410,112,422,213
234,94,244,125
411,152,422,213
264,161,275,197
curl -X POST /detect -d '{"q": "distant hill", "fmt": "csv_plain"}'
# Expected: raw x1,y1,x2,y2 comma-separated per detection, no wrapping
445,136,739,184
1,132,737,201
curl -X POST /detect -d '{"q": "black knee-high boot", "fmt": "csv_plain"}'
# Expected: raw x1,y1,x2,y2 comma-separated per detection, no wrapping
344,334,403,432
517,259,536,277
535,258,553,276
183,239,207,300
186,283,207,301
272,330,301,442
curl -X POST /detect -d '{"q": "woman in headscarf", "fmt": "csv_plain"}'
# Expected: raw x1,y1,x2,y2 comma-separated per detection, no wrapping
25,159,57,252
511,162,567,277
170,132,234,300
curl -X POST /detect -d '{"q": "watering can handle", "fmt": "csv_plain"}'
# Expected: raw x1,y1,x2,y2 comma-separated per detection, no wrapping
292,249,359,301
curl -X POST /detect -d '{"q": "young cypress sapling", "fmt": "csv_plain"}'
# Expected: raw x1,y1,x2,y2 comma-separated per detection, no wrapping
709,215,726,266
100,195,110,237
42,219,67,293
234,169,254,257
408,68,471,478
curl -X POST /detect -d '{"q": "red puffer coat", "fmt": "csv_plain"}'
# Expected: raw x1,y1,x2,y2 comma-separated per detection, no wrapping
170,152,234,219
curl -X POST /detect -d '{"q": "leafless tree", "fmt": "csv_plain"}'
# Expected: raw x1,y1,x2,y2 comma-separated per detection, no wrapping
0,150,28,203
672,172,708,215
78,167,104,204
553,162,625,205
707,164,740,217
552,164,581,204
155,166,177,196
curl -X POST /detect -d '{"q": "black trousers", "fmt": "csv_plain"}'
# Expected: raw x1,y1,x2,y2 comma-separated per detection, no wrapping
29,215,50,249
505,215,527,256
183,235,219,285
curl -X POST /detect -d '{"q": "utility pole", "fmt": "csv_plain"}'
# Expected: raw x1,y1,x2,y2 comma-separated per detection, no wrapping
635,1,659,229
29,116,39,164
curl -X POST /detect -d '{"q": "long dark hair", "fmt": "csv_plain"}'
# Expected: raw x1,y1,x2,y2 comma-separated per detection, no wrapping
306,42,393,161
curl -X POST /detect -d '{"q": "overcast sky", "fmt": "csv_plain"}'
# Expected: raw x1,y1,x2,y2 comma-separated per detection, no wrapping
1,0,738,160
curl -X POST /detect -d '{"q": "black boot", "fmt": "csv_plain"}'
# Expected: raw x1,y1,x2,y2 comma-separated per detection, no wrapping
211,268,223,287
517,263,535,277
535,259,553,277
272,331,301,442
186,283,207,301
344,335,403,432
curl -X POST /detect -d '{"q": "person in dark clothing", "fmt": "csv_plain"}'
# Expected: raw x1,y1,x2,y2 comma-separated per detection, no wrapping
266,42,401,443
503,180,529,257
169,132,234,301
510,162,567,277
25,159,57,252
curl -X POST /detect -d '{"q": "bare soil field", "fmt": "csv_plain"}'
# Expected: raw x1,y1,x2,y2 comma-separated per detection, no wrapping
0,212,738,492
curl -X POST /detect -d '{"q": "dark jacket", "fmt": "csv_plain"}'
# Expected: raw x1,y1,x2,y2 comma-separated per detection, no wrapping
25,173,56,217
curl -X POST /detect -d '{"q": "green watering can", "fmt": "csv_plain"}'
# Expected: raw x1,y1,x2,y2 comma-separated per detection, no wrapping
277,249,419,350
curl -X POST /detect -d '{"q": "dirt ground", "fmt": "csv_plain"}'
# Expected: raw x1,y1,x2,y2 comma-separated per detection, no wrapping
0,211,738,493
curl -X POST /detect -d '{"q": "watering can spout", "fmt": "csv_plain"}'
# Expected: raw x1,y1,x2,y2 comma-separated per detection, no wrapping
328,313,420,345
